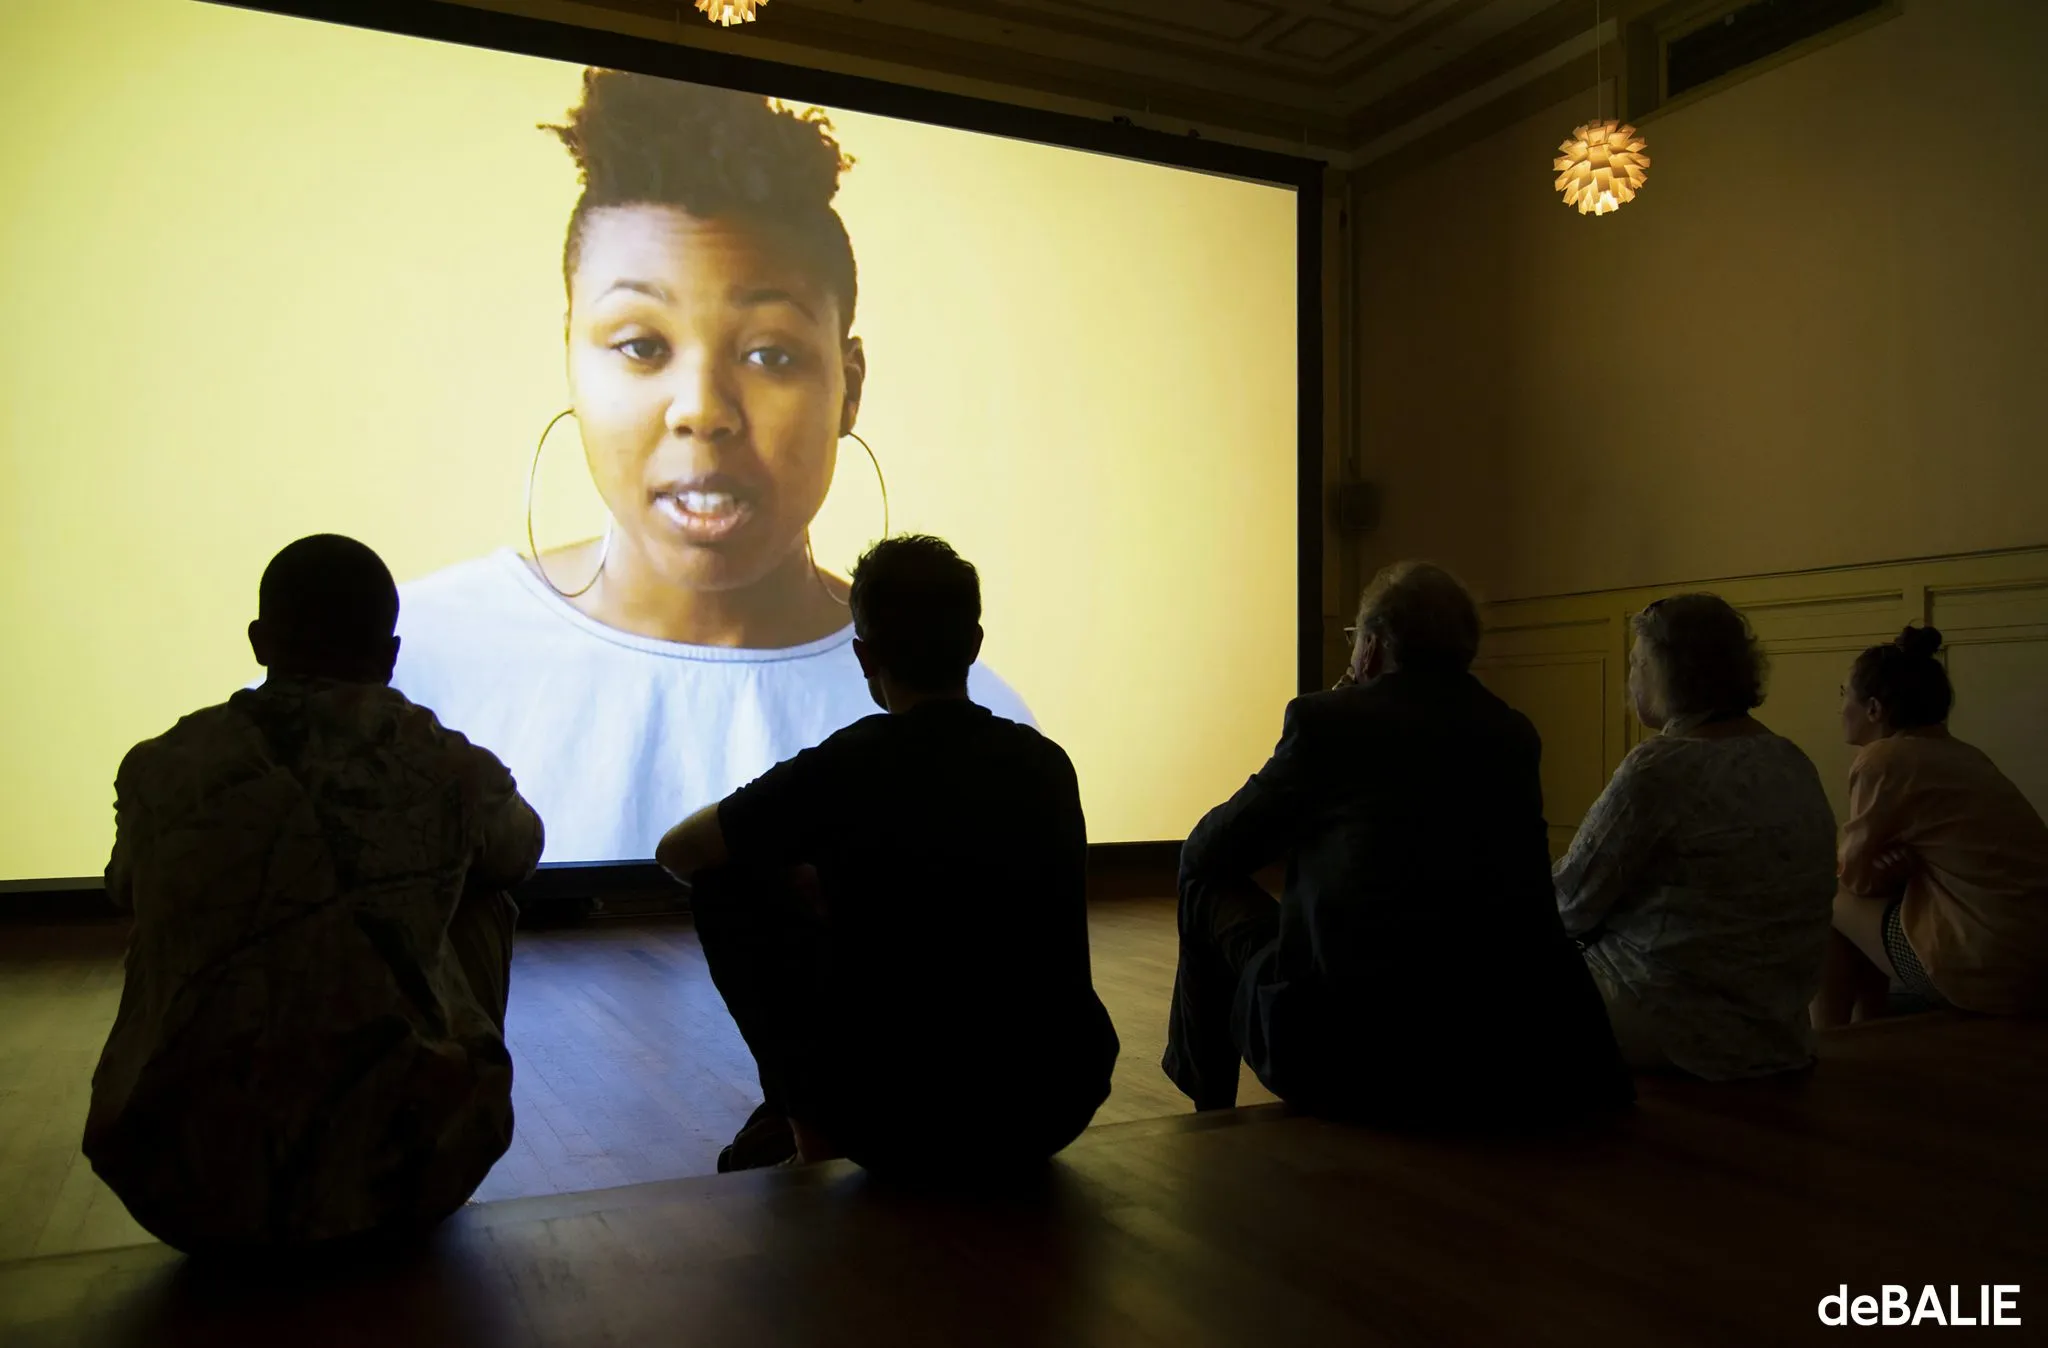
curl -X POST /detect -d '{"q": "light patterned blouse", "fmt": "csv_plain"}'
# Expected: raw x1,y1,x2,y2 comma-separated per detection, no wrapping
1554,730,1837,1080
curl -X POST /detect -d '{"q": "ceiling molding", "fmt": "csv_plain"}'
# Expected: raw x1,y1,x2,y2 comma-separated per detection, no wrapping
583,0,1351,127
1326,0,1502,87
432,0,1635,171
1354,33,1614,176
1342,0,1591,143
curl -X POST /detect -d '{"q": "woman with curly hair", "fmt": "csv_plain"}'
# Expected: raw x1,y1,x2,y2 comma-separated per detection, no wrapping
1814,625,2048,1024
392,71,1029,862
1553,594,1837,1079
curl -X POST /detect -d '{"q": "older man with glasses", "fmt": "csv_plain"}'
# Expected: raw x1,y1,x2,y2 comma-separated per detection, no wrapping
1163,561,1631,1127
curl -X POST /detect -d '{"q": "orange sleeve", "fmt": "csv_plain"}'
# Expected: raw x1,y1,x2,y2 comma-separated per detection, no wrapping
1838,743,1907,897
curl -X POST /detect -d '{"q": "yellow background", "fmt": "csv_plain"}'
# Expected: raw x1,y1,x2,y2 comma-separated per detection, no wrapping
0,0,1298,877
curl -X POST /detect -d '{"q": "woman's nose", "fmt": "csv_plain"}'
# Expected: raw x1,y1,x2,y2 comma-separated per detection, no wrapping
663,359,742,440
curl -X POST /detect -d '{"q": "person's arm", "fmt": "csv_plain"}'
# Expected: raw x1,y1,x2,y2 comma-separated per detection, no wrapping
1553,748,1667,938
103,752,145,916
467,749,545,892
660,740,838,885
1838,747,1910,898
1180,698,1323,888
655,802,728,883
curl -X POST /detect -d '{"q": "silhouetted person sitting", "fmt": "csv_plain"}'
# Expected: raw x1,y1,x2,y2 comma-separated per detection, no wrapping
1163,561,1630,1126
657,535,1119,1175
86,534,543,1254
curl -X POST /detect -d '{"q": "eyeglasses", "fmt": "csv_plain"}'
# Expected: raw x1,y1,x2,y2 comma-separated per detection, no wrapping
1343,625,1359,644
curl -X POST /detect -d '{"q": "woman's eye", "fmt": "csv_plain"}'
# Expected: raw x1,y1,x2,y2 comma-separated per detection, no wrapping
744,346,797,371
614,335,668,363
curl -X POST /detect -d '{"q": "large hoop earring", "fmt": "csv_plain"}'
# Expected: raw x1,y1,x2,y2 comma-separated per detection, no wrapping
848,430,889,540
806,431,891,607
526,408,609,600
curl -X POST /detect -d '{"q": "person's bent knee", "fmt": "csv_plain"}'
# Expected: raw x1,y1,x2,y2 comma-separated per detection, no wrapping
1831,887,1896,976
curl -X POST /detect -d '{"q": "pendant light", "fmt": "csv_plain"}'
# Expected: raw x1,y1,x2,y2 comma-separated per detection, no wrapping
1552,0,1650,216
696,0,766,26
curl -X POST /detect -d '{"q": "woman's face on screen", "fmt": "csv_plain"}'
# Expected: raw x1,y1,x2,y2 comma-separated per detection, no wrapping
566,205,862,593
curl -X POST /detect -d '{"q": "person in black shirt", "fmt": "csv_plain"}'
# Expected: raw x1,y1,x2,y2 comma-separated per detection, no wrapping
657,535,1118,1173
1163,561,1630,1126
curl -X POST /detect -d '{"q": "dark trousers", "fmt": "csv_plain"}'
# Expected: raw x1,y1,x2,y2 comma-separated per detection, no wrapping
691,865,836,1129
1161,875,1281,1111
694,866,1111,1176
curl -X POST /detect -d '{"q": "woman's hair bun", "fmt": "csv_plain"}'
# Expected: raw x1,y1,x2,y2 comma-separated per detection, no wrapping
1895,624,1944,659
1852,623,1953,729
546,68,862,331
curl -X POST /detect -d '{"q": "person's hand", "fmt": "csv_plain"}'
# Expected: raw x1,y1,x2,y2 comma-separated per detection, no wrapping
1332,669,1357,690
1871,846,1916,879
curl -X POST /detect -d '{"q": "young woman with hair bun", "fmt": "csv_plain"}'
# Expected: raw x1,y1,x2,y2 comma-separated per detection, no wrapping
1814,624,2048,1024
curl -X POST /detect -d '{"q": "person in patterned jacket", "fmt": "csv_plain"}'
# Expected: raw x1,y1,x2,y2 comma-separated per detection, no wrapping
85,534,543,1253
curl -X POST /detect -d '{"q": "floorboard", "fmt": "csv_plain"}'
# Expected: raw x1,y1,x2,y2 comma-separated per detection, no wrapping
4,912,2045,1345
0,898,1267,1259
2,1013,2042,1346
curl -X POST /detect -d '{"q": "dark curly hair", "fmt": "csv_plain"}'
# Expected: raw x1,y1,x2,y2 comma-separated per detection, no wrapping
1632,593,1766,721
1849,624,1952,729
545,69,858,332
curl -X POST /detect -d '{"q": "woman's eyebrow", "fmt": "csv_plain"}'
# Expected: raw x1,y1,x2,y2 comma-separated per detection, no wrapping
597,278,672,303
730,286,817,322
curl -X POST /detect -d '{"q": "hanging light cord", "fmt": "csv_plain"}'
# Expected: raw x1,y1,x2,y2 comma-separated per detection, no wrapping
1594,0,1604,122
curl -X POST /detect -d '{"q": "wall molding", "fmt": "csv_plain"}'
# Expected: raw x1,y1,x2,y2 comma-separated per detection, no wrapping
1472,544,2048,852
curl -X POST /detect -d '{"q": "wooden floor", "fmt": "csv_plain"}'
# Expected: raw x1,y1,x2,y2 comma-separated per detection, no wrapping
3,1012,2044,1346
0,899,1271,1261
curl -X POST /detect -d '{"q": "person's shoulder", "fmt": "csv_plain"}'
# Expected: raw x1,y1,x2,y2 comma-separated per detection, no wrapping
821,710,894,748
1284,685,1351,725
1286,683,1412,748
773,709,892,777
1754,728,1826,773
121,700,243,773
1850,733,1917,777
1464,677,1542,743
377,688,529,798
1940,734,2012,779
1615,732,1694,778
114,698,260,806
1744,731,1834,812
377,682,454,737
1853,730,1981,785
987,710,1079,774
1357,672,1538,744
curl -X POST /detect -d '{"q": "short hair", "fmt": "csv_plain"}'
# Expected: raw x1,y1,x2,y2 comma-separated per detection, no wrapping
1631,593,1766,719
848,535,981,693
258,534,399,661
1849,624,1952,729
546,69,859,333
1354,561,1481,674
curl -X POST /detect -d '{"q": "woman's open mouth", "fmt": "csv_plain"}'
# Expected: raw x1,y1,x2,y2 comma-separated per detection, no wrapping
652,477,756,546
